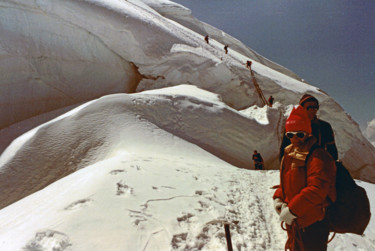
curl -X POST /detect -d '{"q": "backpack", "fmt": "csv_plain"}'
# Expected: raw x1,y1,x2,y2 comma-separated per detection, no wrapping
326,161,371,234
306,147,371,235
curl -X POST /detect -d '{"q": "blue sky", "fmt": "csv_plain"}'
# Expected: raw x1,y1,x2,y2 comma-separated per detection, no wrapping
173,0,375,129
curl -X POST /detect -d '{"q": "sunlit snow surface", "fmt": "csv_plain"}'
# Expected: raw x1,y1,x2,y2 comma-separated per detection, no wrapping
0,0,375,250
0,147,374,250
1,0,375,181
0,85,374,251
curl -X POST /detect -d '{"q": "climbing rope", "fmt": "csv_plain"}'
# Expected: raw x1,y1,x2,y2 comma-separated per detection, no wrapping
246,61,269,106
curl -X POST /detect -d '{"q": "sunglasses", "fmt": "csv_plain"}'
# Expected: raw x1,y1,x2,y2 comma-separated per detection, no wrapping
285,132,308,139
306,105,319,110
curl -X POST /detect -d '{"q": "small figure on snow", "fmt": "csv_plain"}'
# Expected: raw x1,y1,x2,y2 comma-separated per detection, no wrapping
252,150,264,170
224,45,229,54
204,35,209,44
246,60,252,69
268,95,274,107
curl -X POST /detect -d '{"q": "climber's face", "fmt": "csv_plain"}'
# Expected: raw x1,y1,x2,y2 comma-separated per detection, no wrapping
302,101,319,120
287,131,309,149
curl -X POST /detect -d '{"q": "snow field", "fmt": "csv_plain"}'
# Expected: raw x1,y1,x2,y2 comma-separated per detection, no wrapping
0,149,285,251
0,0,375,250
2,148,374,250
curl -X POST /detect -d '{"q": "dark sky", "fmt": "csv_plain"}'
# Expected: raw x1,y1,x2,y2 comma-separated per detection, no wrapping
173,0,375,129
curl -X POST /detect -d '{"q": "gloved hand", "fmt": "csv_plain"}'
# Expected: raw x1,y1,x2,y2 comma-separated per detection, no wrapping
279,206,297,225
273,198,286,215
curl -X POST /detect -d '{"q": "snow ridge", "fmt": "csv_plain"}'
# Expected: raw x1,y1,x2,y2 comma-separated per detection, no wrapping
0,0,375,249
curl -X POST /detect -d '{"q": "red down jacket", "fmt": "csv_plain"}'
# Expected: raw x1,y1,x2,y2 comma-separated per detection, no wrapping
274,138,336,228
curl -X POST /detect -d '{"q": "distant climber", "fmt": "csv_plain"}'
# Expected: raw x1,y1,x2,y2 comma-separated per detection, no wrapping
246,60,252,69
224,45,229,54
279,94,339,161
268,96,274,107
252,150,264,170
204,35,209,44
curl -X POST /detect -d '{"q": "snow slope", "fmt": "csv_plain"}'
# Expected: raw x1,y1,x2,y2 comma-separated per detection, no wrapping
1,0,374,181
0,85,281,208
0,87,374,250
0,0,375,249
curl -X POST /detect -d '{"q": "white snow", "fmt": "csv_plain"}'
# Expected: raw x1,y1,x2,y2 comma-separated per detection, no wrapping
0,85,374,251
0,87,374,250
141,84,223,104
0,0,375,250
2,0,374,183
239,105,271,125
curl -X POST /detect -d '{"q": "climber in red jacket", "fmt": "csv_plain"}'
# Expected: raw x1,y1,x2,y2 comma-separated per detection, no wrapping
273,105,336,251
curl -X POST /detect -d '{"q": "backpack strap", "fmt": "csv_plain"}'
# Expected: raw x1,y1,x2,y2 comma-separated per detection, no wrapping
304,144,321,165
316,120,322,146
302,144,322,196
304,144,336,206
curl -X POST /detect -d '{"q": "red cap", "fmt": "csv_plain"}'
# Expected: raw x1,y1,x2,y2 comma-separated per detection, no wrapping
285,105,312,134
